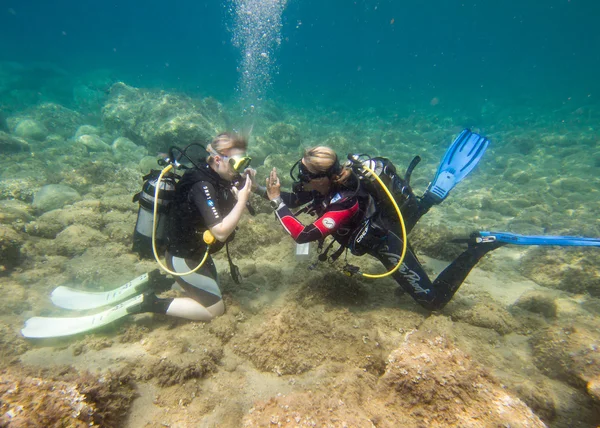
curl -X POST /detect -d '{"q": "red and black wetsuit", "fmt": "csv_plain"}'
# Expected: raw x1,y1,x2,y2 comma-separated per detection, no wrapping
274,184,371,248
274,174,503,312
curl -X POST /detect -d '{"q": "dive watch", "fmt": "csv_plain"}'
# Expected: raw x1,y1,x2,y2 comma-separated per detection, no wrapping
270,197,283,210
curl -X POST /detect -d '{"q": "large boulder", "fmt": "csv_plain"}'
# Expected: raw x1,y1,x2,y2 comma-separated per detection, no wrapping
76,134,111,152
0,224,23,272
531,322,600,396
52,224,108,257
102,82,226,153
13,119,47,141
0,200,34,225
111,136,147,162
32,184,82,213
0,131,29,153
242,336,545,427
9,103,84,138
520,247,600,297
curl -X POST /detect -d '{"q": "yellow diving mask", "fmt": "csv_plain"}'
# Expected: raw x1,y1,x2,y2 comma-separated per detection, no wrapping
208,145,252,173
225,153,252,173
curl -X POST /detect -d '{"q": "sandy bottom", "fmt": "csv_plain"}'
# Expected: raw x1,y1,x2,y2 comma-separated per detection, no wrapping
9,238,599,427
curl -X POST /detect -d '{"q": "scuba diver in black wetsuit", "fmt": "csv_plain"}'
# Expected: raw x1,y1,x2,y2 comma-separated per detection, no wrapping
137,132,253,320
258,131,504,311
21,132,255,339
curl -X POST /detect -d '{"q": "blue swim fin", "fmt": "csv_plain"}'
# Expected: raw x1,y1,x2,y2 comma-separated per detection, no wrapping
477,231,600,247
425,129,489,203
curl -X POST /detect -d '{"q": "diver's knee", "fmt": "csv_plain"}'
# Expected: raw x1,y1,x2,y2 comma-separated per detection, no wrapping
165,297,224,322
207,300,225,318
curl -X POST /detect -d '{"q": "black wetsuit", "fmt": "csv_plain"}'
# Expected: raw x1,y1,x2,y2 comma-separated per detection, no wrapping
356,177,501,311
274,174,502,311
161,162,236,308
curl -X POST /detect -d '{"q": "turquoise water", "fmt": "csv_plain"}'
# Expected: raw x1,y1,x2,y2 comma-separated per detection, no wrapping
1,1,599,112
1,1,599,427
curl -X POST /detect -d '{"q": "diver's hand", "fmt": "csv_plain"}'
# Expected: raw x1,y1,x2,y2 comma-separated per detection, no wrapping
266,167,281,200
244,168,258,192
232,175,252,204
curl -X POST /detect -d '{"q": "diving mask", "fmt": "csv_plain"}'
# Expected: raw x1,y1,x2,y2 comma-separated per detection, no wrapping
223,153,252,173
208,146,252,173
289,158,340,183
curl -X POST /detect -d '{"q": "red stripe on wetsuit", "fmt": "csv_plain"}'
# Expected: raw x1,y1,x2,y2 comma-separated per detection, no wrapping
275,201,360,244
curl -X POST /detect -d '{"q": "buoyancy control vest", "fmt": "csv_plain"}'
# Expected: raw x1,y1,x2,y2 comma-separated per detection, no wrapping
347,155,418,220
132,162,235,260
165,163,236,258
330,154,420,271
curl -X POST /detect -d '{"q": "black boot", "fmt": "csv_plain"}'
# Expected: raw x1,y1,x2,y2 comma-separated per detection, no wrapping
147,269,174,293
128,292,174,315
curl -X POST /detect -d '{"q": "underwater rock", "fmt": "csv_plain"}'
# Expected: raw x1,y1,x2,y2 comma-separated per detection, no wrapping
231,303,385,376
74,124,100,138
111,136,147,162
409,223,468,261
227,214,288,257
10,103,84,138
293,271,370,306
0,200,34,225
32,184,82,213
0,278,28,314
247,136,276,165
243,336,545,427
588,376,600,403
0,177,40,202
531,323,600,394
73,73,114,114
265,122,302,148
102,82,223,153
321,134,353,155
452,301,519,335
520,247,600,297
512,290,558,319
0,131,29,153
64,244,138,286
14,119,48,141
0,368,135,427
102,210,136,245
52,224,108,257
76,134,111,152
551,176,593,194
249,124,303,164
0,224,23,272
25,203,103,239
0,323,29,363
138,155,160,172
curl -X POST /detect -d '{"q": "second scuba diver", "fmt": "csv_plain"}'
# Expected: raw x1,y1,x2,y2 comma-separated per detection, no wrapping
21,132,254,339
139,132,254,320
258,130,504,311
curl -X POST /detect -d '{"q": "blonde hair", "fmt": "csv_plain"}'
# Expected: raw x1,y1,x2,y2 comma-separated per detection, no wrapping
303,146,352,185
206,132,248,162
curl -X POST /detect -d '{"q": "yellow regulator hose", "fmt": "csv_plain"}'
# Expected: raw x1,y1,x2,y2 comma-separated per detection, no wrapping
356,163,408,279
151,164,213,276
